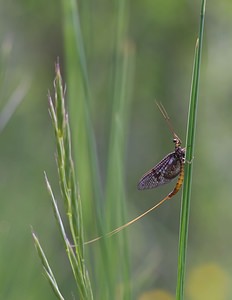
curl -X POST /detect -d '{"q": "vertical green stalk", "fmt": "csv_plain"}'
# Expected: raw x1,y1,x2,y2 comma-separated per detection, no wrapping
104,1,134,298
61,0,103,231
176,0,206,299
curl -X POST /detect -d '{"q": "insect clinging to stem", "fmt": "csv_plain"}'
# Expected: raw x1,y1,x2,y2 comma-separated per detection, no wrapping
85,102,185,244
137,102,185,196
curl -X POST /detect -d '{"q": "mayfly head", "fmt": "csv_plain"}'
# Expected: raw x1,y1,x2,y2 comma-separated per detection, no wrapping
173,136,182,148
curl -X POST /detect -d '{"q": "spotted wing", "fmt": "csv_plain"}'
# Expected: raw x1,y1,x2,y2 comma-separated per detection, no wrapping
137,152,181,190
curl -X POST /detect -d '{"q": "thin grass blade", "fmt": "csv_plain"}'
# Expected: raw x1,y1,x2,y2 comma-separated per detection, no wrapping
32,232,65,300
176,0,206,299
44,174,93,299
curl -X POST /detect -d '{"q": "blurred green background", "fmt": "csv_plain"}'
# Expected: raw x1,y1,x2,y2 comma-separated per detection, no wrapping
1,0,232,299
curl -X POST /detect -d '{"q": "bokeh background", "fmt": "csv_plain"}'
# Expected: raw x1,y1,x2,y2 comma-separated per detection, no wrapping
1,1,232,299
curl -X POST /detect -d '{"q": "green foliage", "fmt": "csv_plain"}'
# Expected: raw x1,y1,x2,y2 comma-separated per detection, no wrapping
3,0,232,299
61,0,133,298
34,0,134,298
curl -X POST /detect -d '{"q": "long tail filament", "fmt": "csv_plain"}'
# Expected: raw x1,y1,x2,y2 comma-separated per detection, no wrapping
85,163,184,245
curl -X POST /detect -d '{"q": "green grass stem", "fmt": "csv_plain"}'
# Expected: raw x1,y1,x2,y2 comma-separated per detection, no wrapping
61,0,102,217
176,0,206,299
104,1,134,298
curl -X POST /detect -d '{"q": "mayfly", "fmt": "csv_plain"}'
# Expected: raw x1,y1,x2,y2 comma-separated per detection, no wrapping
137,102,185,195
86,102,185,244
